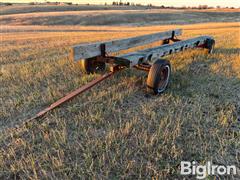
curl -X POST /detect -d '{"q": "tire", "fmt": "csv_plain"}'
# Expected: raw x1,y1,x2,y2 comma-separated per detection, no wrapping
206,39,215,54
79,57,106,74
147,59,171,94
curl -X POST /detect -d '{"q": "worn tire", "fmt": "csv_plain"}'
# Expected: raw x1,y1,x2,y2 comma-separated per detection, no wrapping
147,59,171,94
79,57,106,74
206,39,215,54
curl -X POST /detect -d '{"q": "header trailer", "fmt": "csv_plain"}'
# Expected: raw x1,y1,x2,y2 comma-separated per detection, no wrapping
25,29,215,122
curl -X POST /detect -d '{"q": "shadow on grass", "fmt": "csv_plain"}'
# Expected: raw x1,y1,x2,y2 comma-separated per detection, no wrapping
58,51,239,177
214,48,240,55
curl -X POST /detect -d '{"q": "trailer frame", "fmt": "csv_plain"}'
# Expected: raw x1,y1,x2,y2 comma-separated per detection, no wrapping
18,29,215,124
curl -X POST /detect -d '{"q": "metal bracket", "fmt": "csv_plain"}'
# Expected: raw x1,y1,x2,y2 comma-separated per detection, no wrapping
102,56,131,67
134,64,151,72
171,38,181,42
171,31,181,42
100,43,106,57
171,31,175,39
110,65,125,72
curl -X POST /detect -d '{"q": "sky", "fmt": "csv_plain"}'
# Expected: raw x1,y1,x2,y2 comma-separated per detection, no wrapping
1,0,240,7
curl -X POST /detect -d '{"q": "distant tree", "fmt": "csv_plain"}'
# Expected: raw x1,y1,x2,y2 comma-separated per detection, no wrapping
119,0,123,6
198,5,208,9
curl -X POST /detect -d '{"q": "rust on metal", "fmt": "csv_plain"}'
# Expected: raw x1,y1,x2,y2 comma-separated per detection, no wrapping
27,66,122,122
134,64,151,72
18,29,215,128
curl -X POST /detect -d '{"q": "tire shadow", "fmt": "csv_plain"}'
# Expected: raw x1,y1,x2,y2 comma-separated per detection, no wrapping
214,48,240,55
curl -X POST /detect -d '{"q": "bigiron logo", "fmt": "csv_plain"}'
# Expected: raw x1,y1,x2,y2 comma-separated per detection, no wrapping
180,161,237,179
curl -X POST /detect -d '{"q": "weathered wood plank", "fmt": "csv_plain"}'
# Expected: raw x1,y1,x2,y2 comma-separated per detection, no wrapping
118,36,213,66
72,29,182,61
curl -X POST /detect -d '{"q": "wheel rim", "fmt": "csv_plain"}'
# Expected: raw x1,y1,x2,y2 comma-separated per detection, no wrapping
157,65,170,93
92,62,105,72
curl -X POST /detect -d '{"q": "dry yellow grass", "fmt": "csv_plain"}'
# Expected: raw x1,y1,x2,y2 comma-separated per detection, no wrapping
0,4,149,15
0,22,240,179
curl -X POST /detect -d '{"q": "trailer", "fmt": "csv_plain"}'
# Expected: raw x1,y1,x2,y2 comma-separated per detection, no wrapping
23,29,215,122
71,29,215,93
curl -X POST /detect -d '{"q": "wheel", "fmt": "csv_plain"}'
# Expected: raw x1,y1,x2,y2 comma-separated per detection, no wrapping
147,59,171,94
79,56,106,74
206,39,215,54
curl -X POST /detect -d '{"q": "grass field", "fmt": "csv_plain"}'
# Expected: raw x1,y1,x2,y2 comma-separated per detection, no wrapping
1,8,239,26
0,6,240,179
0,4,150,15
1,4,239,16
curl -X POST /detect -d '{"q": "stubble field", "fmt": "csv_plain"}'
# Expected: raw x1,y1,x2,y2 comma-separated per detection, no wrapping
0,6,240,179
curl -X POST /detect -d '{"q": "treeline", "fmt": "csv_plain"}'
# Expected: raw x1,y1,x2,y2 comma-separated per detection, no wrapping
180,5,236,9
111,1,152,6
109,2,237,9
0,2,237,9
29,2,72,5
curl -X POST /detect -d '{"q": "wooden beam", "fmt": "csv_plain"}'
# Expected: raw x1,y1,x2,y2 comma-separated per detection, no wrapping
72,29,182,61
118,36,213,67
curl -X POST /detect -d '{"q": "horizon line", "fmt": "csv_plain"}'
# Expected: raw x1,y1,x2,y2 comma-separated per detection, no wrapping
1,2,240,8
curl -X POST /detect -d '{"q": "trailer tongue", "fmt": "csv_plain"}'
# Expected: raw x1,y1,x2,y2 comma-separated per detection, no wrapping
19,29,215,125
